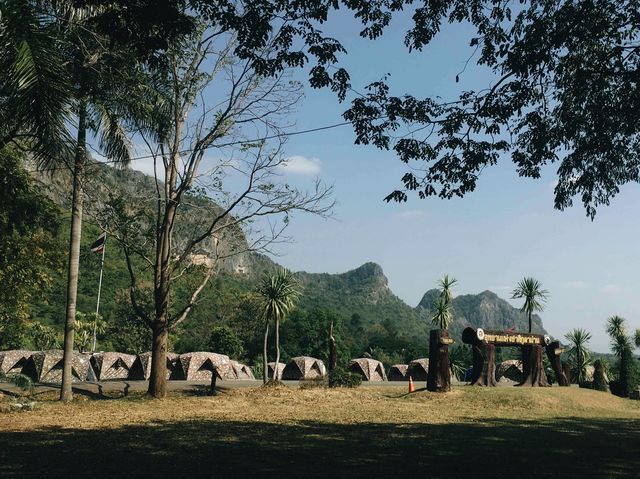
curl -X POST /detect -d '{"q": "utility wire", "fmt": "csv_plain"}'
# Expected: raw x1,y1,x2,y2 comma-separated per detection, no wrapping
27,118,366,173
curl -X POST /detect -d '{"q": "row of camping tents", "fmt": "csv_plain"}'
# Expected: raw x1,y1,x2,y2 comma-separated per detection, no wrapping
1,350,469,383
0,350,254,383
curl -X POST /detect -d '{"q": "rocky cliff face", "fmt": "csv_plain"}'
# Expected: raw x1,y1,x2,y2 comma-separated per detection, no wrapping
416,288,547,338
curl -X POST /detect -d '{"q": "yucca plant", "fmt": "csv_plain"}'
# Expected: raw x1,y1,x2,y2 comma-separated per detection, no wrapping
431,274,457,330
257,269,300,383
564,328,592,384
511,277,549,333
605,316,638,397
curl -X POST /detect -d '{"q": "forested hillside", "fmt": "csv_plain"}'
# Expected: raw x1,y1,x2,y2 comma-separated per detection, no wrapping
7,161,550,369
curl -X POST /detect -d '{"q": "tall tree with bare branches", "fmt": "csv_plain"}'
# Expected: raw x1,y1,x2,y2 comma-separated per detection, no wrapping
97,24,332,398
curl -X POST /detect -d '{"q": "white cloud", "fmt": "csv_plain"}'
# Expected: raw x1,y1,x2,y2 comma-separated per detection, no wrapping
396,210,424,220
279,155,322,176
565,280,587,289
600,284,622,294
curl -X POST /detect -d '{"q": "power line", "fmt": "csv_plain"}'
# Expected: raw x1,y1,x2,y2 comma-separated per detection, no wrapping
27,118,362,174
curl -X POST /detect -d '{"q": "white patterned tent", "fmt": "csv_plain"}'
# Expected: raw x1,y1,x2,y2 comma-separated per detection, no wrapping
22,350,90,383
179,352,231,381
267,362,286,380
129,352,183,380
91,352,136,380
496,359,523,383
229,361,255,380
388,364,408,381
347,358,387,381
407,358,429,381
282,356,326,380
0,350,33,375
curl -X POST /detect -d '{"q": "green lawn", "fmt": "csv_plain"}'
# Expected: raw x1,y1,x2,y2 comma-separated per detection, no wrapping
1,385,639,478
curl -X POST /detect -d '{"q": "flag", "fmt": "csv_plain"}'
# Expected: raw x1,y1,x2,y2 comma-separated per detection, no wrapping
90,232,106,253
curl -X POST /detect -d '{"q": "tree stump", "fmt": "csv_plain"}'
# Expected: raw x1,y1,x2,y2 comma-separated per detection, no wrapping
427,329,453,392
545,341,568,386
517,345,549,387
471,343,497,386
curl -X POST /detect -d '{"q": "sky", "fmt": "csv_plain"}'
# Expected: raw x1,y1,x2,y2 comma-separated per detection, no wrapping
127,13,640,353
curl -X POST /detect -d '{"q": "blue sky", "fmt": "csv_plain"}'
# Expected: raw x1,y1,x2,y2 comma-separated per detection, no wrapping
128,13,639,353
266,14,640,354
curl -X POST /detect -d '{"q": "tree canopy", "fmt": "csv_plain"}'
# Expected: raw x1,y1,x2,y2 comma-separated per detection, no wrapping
342,0,640,218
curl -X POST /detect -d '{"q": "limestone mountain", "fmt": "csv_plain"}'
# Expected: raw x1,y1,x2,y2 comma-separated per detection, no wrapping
416,289,547,339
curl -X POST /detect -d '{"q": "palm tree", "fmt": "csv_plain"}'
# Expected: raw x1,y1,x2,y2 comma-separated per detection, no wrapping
606,315,630,355
257,269,300,383
605,315,637,397
564,328,592,384
0,0,73,160
511,277,549,333
431,274,457,330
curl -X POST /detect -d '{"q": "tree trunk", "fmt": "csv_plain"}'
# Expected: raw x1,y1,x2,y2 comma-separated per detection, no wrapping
427,329,452,392
273,317,280,381
262,320,269,384
518,345,549,387
60,101,87,403
545,341,568,386
528,311,532,333
328,321,337,372
471,343,497,386
147,324,169,398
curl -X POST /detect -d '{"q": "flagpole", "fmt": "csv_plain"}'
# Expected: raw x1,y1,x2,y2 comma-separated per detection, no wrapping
92,235,106,353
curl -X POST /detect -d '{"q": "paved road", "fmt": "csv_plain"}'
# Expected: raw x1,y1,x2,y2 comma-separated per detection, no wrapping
1,379,417,397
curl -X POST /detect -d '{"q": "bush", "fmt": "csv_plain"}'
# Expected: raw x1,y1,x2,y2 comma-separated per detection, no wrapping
592,359,608,392
328,367,362,388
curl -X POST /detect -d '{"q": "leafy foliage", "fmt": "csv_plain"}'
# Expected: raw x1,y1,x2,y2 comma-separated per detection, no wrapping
0,148,63,349
565,328,592,384
605,316,638,397
592,359,609,392
328,366,362,388
511,278,549,333
343,0,640,219
208,326,244,359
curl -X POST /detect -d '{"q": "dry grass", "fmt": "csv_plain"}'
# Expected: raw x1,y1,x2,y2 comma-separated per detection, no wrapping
1,385,639,478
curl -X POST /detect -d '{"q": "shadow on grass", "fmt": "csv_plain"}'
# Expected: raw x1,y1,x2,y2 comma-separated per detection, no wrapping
1,416,638,478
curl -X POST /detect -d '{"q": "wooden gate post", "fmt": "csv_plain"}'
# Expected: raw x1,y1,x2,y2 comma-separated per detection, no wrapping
427,329,454,392
545,340,568,386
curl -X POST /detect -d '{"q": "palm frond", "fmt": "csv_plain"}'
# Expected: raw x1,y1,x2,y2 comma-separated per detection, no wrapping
0,0,73,165
511,277,549,315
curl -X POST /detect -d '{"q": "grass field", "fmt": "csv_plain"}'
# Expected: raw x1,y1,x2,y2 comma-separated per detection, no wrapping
1,385,639,478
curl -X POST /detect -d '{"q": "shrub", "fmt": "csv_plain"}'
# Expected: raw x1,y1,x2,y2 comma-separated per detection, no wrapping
328,367,362,388
592,359,608,392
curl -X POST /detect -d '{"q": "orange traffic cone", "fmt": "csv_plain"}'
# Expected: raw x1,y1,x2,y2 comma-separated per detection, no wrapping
408,375,415,393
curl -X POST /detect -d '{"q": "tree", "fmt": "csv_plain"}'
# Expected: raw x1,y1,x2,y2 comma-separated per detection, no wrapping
636,329,640,349
342,1,640,219
564,328,592,384
74,312,106,353
97,25,330,398
29,323,60,350
431,274,457,329
511,277,549,333
605,315,638,397
257,269,300,383
592,359,609,392
0,148,62,349
1,2,145,401
208,325,244,359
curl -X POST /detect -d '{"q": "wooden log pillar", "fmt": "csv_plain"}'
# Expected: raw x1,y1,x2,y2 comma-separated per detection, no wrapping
427,329,453,392
471,343,497,386
562,362,572,384
517,345,549,387
545,341,568,386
